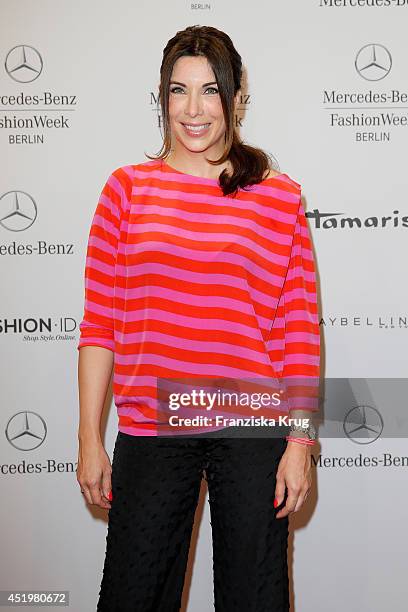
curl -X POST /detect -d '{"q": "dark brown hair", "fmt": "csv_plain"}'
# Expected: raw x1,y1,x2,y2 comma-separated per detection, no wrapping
145,25,276,197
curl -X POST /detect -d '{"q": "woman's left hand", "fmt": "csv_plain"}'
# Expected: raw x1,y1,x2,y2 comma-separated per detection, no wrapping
274,441,313,518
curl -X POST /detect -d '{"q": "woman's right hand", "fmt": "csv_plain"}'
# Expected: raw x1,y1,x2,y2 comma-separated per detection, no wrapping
76,438,113,509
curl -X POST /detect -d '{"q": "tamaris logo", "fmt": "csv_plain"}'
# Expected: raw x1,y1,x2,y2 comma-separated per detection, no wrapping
306,209,408,229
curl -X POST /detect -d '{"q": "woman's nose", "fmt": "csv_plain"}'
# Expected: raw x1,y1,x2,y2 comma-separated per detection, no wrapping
184,93,203,117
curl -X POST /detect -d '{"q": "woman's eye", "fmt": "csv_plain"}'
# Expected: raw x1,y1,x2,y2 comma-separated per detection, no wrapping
169,86,219,94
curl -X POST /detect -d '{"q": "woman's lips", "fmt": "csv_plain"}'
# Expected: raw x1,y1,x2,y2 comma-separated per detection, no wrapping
182,123,211,137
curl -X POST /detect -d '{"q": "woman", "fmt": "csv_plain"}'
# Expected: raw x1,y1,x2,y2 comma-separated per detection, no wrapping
77,25,320,612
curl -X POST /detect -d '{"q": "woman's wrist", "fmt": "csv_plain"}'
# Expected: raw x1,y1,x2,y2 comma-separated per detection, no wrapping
285,435,315,447
78,427,103,445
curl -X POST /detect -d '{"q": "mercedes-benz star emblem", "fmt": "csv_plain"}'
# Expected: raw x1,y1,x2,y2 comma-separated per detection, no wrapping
5,45,43,83
6,411,47,451
355,44,392,81
343,405,384,444
0,190,37,231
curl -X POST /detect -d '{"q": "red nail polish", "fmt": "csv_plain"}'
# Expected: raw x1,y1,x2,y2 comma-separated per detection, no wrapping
274,498,278,508
108,491,112,501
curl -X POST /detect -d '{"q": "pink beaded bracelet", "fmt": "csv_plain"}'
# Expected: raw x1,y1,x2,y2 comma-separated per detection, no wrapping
285,435,315,446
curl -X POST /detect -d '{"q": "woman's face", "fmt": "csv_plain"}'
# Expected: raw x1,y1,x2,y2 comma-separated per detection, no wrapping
167,55,237,159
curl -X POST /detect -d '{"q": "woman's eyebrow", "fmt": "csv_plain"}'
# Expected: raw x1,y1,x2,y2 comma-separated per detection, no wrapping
170,80,217,87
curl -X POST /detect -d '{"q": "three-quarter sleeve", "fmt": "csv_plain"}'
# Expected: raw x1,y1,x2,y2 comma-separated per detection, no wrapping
275,196,320,412
77,167,130,352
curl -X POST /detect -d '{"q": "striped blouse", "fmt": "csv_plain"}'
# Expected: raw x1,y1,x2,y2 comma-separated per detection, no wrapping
77,159,320,436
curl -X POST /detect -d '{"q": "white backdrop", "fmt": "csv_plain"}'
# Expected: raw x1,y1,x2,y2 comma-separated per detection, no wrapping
1,1,407,610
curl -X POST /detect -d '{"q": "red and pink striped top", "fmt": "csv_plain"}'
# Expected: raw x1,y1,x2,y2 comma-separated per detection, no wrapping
77,159,320,436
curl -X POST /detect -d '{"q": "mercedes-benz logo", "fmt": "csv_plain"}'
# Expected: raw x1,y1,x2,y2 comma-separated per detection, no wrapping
355,44,392,81
5,45,43,83
0,190,37,231
5,411,47,451
343,404,383,444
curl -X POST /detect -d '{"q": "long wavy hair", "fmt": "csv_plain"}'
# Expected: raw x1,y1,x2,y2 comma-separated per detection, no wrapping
145,25,276,197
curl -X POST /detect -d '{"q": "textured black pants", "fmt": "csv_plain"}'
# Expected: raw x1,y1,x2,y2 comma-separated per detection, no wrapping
97,427,290,612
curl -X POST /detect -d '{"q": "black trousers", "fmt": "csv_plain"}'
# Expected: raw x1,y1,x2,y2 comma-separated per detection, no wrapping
97,427,290,612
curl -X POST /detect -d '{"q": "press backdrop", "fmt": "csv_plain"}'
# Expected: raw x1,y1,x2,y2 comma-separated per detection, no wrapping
1,1,407,611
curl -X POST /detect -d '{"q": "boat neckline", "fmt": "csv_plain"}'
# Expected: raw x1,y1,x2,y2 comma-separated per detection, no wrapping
160,159,287,184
